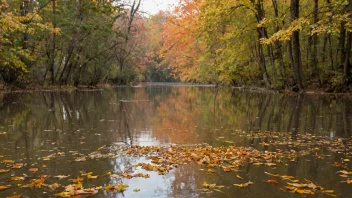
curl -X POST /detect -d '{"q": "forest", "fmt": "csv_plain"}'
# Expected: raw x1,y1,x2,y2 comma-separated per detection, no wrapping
0,0,352,92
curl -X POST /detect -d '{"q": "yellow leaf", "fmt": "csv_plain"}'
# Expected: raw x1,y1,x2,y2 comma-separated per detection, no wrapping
234,181,254,188
72,177,83,183
11,176,25,181
54,192,70,197
2,160,14,163
75,182,83,190
117,183,125,192
133,188,140,192
105,185,115,191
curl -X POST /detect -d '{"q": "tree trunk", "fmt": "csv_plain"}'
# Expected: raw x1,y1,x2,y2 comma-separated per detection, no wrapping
50,0,56,84
290,0,304,90
309,0,322,86
338,22,346,67
253,0,272,87
310,0,318,74
272,0,286,81
20,0,30,50
343,32,352,84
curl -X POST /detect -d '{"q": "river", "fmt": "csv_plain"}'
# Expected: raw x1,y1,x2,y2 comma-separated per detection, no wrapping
0,85,351,197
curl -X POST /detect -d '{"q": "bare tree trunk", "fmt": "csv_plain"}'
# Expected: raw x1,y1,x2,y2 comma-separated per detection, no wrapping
50,0,56,84
290,0,304,90
58,45,75,85
253,0,271,87
44,0,57,85
118,0,141,73
272,0,286,81
20,0,30,50
311,0,318,73
343,32,352,84
309,0,322,86
338,22,346,67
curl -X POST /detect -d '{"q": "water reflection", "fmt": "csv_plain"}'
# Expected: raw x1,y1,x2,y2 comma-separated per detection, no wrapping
0,86,351,197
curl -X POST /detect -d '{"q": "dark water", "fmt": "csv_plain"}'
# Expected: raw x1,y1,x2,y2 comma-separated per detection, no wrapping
0,85,352,198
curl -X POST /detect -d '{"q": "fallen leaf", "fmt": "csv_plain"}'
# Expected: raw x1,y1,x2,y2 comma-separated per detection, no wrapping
72,177,84,183
234,181,254,188
0,185,11,191
266,180,279,184
11,164,23,169
47,183,61,190
11,176,25,181
6,195,21,198
29,168,38,172
54,175,70,180
2,160,14,164
236,175,244,180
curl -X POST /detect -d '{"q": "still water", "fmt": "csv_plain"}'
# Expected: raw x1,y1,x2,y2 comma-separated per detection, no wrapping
0,85,351,197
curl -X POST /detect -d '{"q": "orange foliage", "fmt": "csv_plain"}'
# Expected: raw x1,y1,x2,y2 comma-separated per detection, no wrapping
162,0,204,81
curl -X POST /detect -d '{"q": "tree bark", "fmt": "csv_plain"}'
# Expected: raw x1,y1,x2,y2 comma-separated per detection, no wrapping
290,0,304,90
272,0,286,81
343,32,352,84
20,0,30,50
50,0,56,84
338,22,346,66
253,0,271,87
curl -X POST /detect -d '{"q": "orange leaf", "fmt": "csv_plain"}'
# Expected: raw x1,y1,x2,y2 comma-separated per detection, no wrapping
29,168,38,172
0,185,11,191
266,180,279,184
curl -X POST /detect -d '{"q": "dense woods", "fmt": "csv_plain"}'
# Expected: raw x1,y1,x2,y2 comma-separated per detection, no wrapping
1,0,352,92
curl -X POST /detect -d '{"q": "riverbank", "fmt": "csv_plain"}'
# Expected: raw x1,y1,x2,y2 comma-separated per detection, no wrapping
0,84,107,93
1,82,352,96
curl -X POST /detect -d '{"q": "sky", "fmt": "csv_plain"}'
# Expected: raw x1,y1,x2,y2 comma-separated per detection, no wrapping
141,0,177,15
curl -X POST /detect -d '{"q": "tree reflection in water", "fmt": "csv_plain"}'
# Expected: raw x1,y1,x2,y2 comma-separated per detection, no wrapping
0,86,351,197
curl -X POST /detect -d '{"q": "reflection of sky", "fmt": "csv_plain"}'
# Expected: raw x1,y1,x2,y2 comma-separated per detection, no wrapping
141,0,177,15
111,157,175,197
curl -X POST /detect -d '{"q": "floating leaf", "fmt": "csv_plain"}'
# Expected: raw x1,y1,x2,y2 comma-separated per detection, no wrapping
340,179,352,184
47,183,61,190
234,181,254,188
236,175,244,180
266,180,279,184
0,185,11,191
72,177,84,183
6,195,21,198
87,174,98,179
54,175,70,180
11,176,25,181
11,164,23,169
29,168,38,172
2,160,14,164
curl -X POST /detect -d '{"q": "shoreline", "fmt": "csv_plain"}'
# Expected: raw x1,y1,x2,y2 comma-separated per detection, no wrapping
0,83,351,96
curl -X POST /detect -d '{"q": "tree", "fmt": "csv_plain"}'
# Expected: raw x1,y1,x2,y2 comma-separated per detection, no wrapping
290,0,304,90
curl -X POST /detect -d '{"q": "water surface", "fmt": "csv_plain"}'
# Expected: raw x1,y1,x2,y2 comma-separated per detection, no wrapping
0,85,351,197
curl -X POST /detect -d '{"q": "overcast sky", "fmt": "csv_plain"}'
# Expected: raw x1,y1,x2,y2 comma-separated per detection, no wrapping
141,0,177,15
